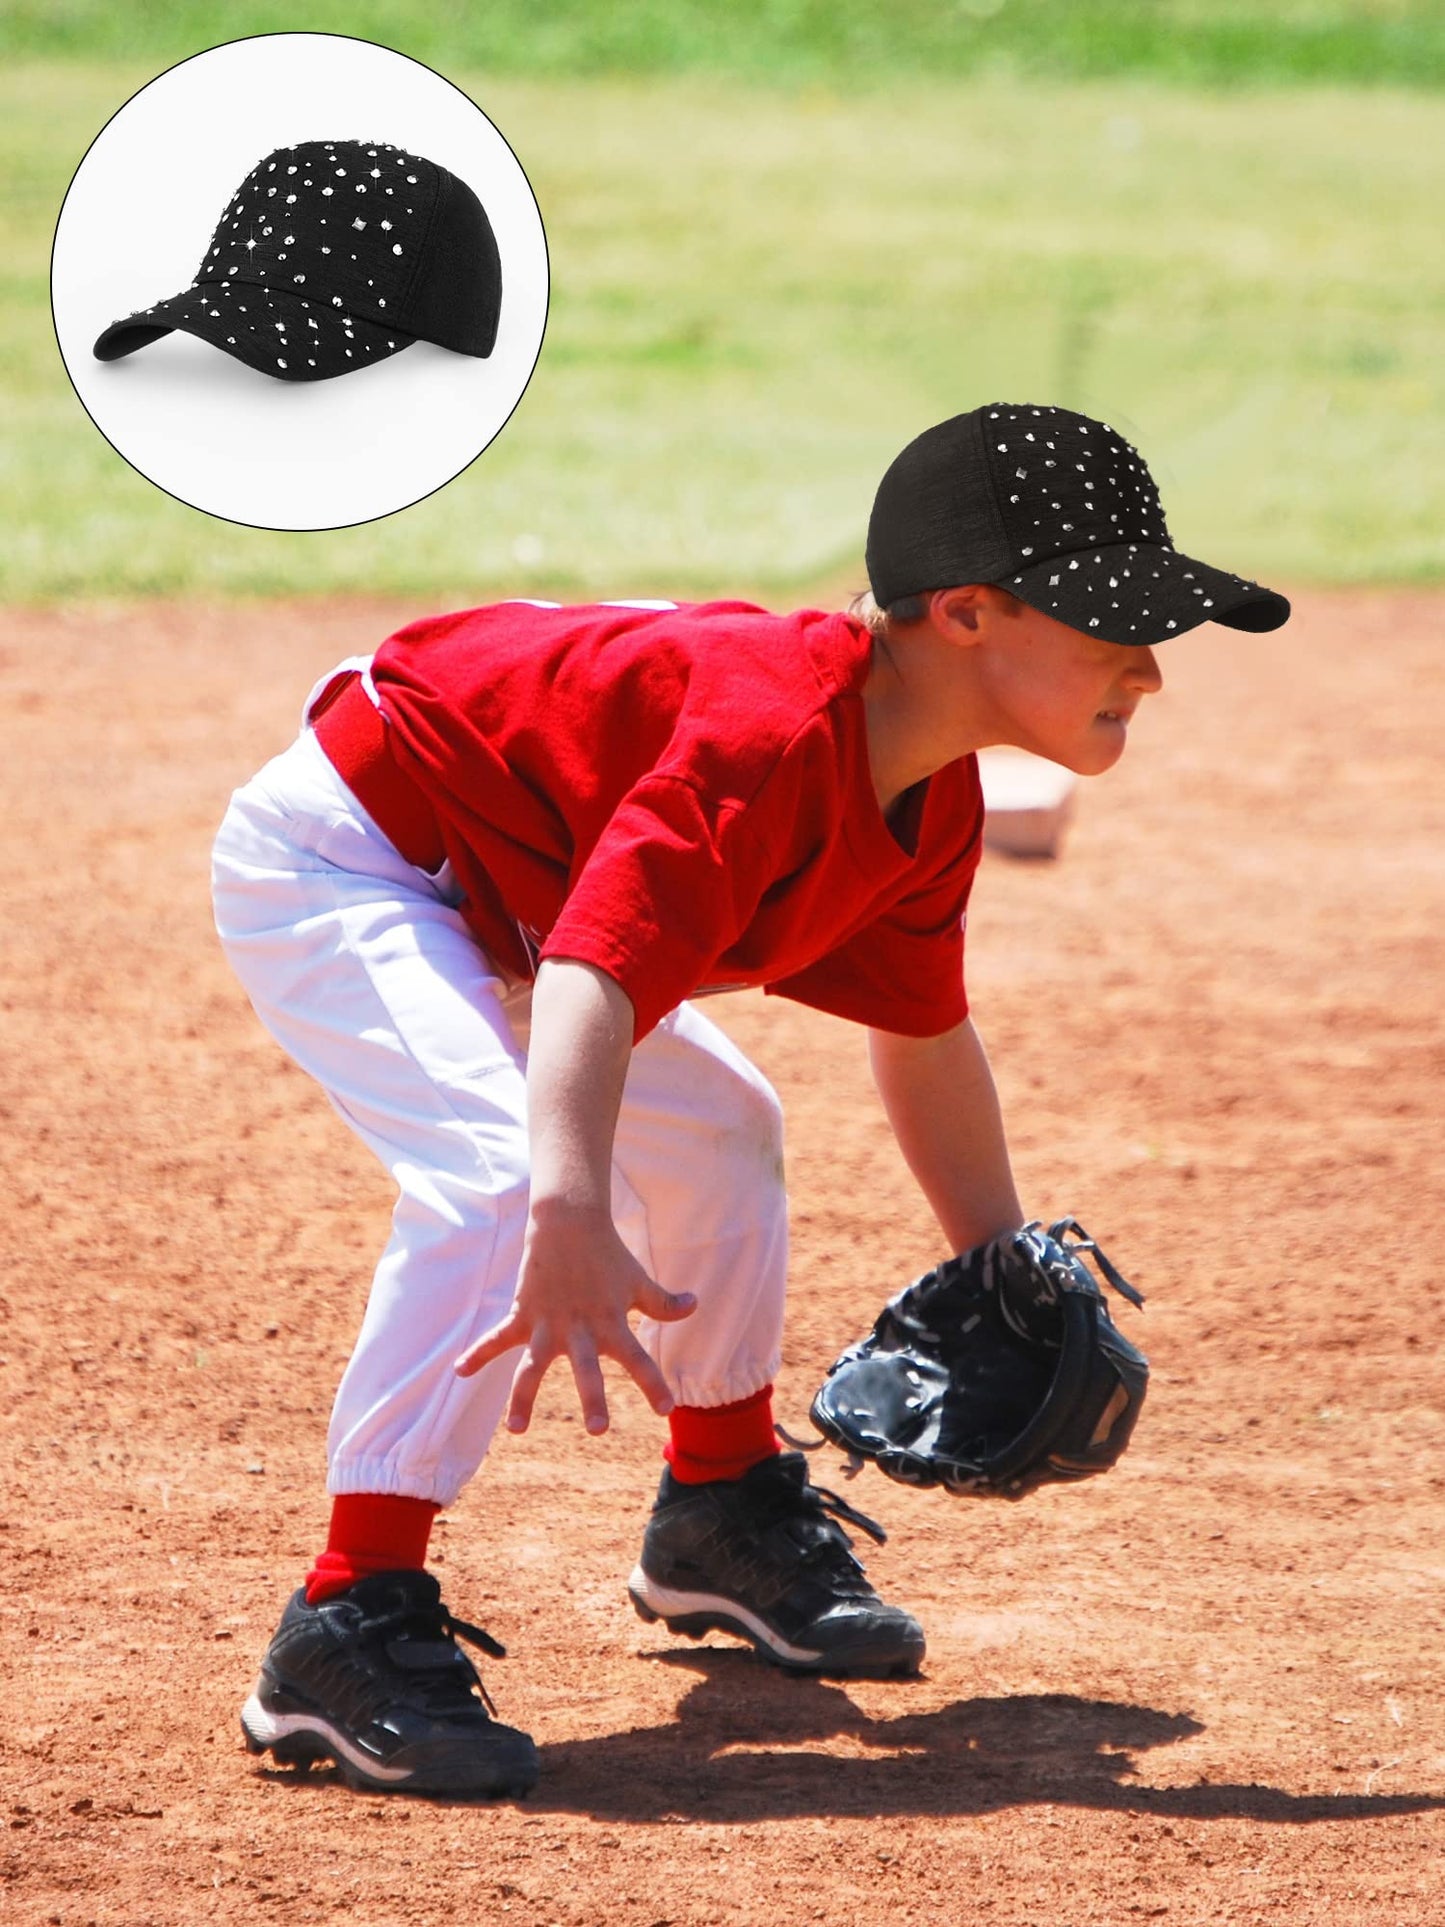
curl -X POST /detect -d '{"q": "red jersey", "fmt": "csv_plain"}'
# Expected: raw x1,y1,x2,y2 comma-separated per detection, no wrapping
371,599,983,1041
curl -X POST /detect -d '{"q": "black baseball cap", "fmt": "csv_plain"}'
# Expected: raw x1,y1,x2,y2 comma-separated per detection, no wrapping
93,139,502,382
866,403,1290,645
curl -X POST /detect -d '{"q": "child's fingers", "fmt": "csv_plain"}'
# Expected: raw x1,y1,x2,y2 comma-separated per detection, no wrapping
567,1339,611,1436
504,1349,548,1433
615,1332,677,1418
453,1312,521,1378
635,1278,698,1325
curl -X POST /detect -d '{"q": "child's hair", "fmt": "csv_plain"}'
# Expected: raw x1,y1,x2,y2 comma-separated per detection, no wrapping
846,588,928,637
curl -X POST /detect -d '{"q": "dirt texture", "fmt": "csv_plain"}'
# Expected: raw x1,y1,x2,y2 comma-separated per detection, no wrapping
1,589,1442,1925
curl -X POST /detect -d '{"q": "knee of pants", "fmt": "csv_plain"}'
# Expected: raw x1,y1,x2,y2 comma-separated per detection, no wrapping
724,1059,786,1190
621,1006,789,1247
675,1053,787,1236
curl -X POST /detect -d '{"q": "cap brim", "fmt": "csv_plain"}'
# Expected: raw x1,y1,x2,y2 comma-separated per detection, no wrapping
1001,542,1290,645
93,281,417,383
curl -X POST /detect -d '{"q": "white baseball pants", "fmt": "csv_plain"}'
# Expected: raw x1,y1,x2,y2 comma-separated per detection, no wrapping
210,700,788,1508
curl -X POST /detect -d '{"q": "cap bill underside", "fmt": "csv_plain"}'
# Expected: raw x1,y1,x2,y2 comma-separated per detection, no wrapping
93,280,415,383
1002,542,1290,646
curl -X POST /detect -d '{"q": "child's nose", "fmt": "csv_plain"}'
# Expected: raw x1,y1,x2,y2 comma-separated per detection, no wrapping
1126,646,1163,695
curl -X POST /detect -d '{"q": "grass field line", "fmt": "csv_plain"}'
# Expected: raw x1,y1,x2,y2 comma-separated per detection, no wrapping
5,1,1444,88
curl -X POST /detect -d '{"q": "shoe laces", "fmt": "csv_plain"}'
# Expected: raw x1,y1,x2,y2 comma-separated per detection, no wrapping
356,1594,507,1717
768,1435,893,1540
800,1480,888,1549
786,1481,889,1598
750,1455,890,1593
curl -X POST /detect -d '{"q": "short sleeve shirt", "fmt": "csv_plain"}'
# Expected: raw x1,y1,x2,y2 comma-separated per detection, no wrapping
371,599,984,1041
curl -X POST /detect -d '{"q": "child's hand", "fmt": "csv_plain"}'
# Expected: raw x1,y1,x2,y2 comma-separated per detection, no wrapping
453,1200,696,1436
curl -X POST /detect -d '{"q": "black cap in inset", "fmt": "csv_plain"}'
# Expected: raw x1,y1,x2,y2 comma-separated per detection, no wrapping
93,139,502,382
866,403,1289,645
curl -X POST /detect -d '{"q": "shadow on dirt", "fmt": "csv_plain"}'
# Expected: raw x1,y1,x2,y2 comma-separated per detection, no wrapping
520,1647,1444,1825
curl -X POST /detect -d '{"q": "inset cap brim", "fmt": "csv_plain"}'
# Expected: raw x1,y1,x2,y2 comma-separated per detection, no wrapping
93,280,416,382
1002,542,1290,645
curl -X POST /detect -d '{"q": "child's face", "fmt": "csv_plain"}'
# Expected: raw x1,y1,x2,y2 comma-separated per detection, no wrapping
978,598,1164,775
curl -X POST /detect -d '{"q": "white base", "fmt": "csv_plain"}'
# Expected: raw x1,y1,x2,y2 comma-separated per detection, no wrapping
977,750,1079,859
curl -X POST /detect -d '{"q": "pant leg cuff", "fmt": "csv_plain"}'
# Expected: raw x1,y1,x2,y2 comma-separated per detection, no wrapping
327,1458,474,1509
661,1354,783,1411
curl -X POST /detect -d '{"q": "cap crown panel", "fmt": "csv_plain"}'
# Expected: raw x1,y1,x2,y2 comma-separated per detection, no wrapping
982,405,1176,568
865,411,1013,603
396,171,502,358
195,140,441,334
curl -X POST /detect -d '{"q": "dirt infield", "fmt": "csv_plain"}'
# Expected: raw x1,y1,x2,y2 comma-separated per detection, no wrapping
2,588,1442,1924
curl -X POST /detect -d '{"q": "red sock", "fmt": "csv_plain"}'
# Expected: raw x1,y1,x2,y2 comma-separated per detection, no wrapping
304,1493,440,1604
664,1385,780,1485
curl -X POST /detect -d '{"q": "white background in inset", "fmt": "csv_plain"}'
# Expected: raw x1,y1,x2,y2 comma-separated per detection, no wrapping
52,32,550,530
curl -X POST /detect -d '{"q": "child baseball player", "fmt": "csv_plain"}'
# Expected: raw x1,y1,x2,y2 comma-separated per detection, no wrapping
212,404,1288,1797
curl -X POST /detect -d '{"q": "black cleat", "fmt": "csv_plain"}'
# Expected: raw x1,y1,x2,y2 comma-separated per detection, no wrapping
628,1450,925,1678
239,1569,538,1797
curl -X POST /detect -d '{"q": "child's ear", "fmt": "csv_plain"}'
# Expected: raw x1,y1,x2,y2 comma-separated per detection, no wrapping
930,584,995,638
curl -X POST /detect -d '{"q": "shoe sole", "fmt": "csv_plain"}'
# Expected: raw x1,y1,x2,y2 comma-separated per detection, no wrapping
240,1693,539,1798
626,1567,923,1679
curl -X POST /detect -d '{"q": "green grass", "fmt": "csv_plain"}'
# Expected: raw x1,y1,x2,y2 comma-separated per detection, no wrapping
4,1,1444,87
3,61,1442,601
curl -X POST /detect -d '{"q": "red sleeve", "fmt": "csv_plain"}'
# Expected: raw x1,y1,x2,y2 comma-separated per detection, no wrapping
539,773,772,1042
764,799,983,1038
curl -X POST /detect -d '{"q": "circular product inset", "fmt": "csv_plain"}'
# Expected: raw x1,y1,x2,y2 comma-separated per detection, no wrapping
52,32,549,531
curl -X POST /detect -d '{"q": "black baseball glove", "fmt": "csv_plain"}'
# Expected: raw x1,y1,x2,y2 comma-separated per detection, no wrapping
809,1219,1148,1501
